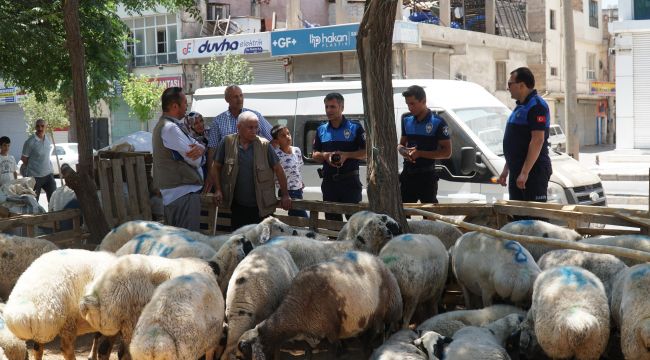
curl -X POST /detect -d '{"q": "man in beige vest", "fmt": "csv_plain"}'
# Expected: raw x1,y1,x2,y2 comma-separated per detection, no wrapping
207,111,291,230
153,87,205,231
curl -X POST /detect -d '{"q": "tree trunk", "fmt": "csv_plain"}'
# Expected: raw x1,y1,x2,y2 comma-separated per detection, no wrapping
357,0,408,231
62,0,109,244
64,96,78,142
563,0,579,160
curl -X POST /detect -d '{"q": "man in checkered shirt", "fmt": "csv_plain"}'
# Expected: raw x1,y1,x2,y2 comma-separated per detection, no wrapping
206,85,272,190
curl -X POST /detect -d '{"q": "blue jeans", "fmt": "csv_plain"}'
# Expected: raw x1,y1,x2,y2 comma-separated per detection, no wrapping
279,189,309,218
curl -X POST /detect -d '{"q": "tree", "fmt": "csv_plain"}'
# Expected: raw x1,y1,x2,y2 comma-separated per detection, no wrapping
19,91,69,133
201,54,254,87
121,75,166,130
357,0,408,231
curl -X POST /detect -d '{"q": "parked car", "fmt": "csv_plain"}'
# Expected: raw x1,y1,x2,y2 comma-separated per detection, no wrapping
50,143,79,176
548,124,567,152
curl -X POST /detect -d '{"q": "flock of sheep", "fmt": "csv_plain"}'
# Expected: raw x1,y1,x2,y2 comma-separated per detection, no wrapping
1,211,650,360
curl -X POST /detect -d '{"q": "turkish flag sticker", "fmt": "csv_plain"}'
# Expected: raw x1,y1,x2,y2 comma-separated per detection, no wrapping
536,115,546,123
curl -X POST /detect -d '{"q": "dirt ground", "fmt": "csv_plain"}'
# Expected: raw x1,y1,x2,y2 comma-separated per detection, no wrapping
41,334,118,360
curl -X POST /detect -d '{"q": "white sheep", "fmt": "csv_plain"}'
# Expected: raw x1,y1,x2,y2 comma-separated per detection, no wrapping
379,234,449,328
221,245,299,360
236,251,403,360
98,220,178,252
499,220,582,260
0,303,26,360
441,313,524,360
130,272,224,360
370,329,431,360
610,263,650,360
0,234,58,301
580,235,650,266
79,254,218,360
231,216,327,245
337,211,402,254
4,249,116,360
266,235,355,270
115,230,217,260
412,330,451,360
416,304,526,338
538,249,627,301
210,234,255,296
520,266,610,360
451,231,540,308
406,219,463,249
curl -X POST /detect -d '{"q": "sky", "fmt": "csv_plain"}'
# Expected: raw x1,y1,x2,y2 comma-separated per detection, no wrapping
602,0,618,8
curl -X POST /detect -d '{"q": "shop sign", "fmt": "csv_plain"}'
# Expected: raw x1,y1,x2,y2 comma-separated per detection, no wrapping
590,81,615,96
177,33,271,60
271,24,359,56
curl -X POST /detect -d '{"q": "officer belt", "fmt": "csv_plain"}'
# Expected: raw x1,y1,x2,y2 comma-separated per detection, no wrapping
326,170,360,182
403,165,436,175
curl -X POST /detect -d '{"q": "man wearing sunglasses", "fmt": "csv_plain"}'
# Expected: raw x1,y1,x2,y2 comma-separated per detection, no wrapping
21,118,57,201
498,67,552,208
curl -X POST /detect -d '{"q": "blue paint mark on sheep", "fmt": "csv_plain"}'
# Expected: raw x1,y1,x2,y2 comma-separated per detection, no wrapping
179,233,196,243
630,266,650,281
345,252,359,262
177,275,195,282
515,220,535,226
398,234,414,242
134,237,147,254
146,222,161,230
267,236,288,244
504,241,528,263
559,267,598,288
382,255,399,265
0,317,5,329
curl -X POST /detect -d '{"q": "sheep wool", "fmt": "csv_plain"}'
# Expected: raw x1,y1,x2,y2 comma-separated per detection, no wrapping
337,211,402,254
266,235,354,270
130,272,224,360
610,263,650,360
523,266,610,360
231,216,321,245
209,234,254,296
79,254,218,359
0,303,26,360
0,234,58,301
99,220,175,252
442,313,523,360
236,251,403,360
580,235,650,266
538,249,627,301
370,329,431,360
406,219,463,249
499,220,582,260
4,249,116,360
451,232,540,308
221,246,299,360
379,234,449,328
416,304,526,337
115,230,217,260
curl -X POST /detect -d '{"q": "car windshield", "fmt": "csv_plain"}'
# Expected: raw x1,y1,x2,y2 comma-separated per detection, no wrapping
452,107,510,156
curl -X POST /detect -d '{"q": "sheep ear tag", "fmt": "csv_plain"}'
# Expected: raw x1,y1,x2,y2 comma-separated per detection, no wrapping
260,225,271,244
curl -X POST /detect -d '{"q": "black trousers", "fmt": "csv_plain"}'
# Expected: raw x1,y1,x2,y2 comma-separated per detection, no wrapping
34,173,57,202
321,177,362,221
508,164,552,221
230,201,264,231
399,170,439,204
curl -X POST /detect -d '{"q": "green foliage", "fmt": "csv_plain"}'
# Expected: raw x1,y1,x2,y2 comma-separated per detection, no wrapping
19,91,69,133
121,75,166,124
201,54,254,87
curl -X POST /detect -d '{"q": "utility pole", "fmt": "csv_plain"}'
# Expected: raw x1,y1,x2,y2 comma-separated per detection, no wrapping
563,0,579,160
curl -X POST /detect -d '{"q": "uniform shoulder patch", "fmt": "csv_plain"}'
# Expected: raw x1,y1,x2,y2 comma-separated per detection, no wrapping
536,115,546,123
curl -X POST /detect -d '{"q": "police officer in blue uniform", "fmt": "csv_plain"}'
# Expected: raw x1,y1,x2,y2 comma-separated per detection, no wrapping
398,85,452,204
498,67,552,206
312,93,366,221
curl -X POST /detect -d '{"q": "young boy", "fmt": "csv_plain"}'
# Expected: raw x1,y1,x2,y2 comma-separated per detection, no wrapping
271,125,308,218
0,136,17,186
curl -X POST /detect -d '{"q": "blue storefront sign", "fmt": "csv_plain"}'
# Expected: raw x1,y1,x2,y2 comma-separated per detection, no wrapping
271,24,359,56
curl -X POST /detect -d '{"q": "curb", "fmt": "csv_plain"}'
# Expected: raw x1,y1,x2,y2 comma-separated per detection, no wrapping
607,195,648,205
598,174,650,181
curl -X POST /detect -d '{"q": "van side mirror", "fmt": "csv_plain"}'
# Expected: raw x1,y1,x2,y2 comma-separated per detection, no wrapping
460,147,486,175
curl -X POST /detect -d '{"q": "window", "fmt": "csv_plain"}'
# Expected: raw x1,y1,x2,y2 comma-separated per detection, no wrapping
550,9,556,30
124,14,178,67
207,3,229,21
635,0,650,20
589,0,599,28
586,53,596,80
496,61,507,91
550,67,558,76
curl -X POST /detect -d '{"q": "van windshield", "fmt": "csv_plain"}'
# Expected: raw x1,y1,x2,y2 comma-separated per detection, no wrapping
452,107,510,156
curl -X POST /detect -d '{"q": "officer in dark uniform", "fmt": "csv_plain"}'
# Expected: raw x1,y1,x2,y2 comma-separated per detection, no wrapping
312,92,366,221
498,67,552,206
398,85,452,203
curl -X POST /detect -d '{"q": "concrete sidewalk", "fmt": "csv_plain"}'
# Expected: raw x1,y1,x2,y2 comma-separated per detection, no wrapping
579,144,650,181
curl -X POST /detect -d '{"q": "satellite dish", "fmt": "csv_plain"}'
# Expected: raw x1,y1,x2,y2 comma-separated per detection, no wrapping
454,7,464,19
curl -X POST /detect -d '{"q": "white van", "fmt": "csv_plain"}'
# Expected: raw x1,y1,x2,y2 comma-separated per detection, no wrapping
192,79,606,206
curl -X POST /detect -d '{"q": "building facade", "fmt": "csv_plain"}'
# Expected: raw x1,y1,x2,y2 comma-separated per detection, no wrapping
612,0,650,149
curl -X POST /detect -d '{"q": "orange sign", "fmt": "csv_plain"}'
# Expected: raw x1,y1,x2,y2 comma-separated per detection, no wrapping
590,81,615,96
